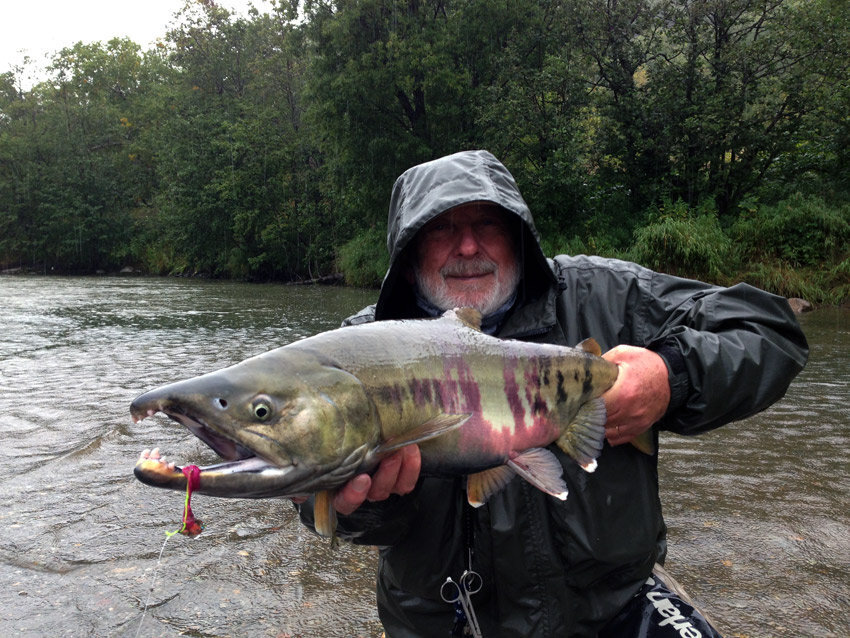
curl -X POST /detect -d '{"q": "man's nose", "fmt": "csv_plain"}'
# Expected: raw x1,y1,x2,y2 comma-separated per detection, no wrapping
455,224,480,256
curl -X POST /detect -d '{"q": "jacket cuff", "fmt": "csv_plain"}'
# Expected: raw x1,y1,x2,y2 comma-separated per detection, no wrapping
652,341,690,418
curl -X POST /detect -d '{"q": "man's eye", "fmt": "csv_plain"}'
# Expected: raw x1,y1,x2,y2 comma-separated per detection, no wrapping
476,218,506,233
424,223,451,237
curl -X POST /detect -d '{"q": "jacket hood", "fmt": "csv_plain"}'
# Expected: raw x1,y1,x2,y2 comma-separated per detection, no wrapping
375,150,555,320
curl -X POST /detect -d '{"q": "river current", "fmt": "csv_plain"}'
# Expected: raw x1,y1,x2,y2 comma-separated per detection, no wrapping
0,276,846,637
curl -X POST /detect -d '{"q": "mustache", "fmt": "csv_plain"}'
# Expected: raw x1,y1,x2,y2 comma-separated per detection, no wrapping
441,258,497,278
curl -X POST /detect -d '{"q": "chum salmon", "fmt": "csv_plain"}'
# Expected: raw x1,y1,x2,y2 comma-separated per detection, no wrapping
132,308,642,537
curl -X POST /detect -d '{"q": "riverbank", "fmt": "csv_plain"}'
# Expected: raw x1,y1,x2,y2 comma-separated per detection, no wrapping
4,262,846,310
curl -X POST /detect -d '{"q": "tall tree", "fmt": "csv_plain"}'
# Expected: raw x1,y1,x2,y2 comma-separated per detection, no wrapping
152,1,320,279
302,0,519,229
0,38,156,271
571,0,850,218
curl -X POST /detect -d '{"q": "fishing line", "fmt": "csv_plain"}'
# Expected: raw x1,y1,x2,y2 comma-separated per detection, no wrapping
134,465,203,637
134,531,172,638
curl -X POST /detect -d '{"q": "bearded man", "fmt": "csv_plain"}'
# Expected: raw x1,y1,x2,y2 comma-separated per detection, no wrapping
298,150,807,637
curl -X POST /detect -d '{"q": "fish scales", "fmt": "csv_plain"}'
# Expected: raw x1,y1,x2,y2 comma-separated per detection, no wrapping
296,323,605,472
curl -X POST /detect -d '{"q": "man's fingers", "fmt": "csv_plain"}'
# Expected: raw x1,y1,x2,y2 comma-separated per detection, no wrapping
330,445,422,515
333,474,371,516
394,445,421,495
605,422,634,446
601,345,669,446
367,450,404,501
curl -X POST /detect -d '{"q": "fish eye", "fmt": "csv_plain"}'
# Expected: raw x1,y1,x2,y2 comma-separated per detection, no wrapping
252,397,273,421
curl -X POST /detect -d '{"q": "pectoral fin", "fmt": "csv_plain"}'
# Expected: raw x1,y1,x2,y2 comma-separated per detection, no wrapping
374,413,471,456
555,397,607,473
630,429,656,455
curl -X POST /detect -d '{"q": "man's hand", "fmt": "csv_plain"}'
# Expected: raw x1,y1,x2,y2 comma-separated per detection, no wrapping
332,444,422,515
602,346,670,446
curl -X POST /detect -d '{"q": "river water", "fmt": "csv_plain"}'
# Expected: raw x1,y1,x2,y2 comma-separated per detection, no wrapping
0,276,846,637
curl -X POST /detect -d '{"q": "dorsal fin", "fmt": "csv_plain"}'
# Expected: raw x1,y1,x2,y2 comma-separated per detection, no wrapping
576,337,602,356
447,307,483,331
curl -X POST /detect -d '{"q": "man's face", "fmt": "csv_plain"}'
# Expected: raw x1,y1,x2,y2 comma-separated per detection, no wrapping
411,203,520,315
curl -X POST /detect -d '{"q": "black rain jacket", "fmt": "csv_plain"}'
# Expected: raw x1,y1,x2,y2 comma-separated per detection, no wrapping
299,150,808,636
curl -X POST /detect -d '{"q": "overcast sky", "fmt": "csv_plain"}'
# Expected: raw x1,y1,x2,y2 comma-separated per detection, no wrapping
1,0,273,84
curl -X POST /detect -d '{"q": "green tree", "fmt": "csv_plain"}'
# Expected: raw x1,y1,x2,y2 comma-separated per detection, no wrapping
1,0,848,298
303,0,511,229
0,39,156,271
473,1,597,241
570,0,850,220
150,1,322,279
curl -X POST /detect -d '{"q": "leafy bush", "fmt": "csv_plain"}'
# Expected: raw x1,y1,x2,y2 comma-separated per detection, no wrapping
337,227,390,288
629,199,731,281
540,233,590,258
731,194,850,267
735,260,823,302
827,257,850,303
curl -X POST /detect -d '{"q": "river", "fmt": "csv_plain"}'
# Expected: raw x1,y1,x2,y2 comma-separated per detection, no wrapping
0,276,846,637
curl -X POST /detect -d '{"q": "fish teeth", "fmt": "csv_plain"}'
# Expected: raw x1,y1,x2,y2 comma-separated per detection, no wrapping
138,447,176,470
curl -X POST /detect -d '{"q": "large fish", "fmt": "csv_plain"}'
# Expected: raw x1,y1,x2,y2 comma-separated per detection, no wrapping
132,308,637,537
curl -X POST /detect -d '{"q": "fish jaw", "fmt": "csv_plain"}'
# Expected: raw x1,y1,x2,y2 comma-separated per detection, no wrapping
132,453,357,499
130,402,373,498
129,362,298,467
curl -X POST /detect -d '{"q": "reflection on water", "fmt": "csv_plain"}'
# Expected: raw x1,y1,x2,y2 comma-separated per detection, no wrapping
0,276,846,637
660,307,850,638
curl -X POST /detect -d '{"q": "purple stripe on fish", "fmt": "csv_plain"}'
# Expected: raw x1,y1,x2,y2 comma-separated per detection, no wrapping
502,358,526,432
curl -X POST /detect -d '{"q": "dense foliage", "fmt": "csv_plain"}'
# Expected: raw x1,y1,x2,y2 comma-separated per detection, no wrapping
1,0,848,303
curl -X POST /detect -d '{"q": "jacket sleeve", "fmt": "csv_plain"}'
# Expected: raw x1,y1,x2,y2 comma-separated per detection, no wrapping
641,274,809,435
296,491,421,546
554,255,808,436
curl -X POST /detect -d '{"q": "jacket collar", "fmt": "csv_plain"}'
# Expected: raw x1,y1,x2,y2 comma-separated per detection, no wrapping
497,281,560,341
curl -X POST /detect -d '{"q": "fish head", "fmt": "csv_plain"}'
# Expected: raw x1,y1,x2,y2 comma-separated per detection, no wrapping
131,347,380,497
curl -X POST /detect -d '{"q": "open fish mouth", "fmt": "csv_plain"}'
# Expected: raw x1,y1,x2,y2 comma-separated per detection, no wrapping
141,408,257,463
132,407,299,497
134,449,281,484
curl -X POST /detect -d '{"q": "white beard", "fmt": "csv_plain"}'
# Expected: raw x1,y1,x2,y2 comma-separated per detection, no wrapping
414,256,520,316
